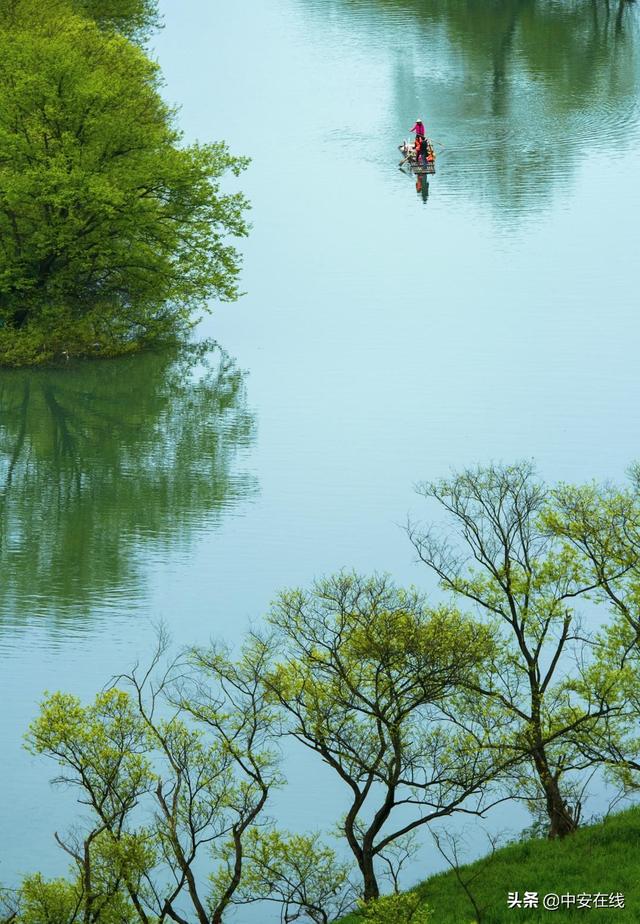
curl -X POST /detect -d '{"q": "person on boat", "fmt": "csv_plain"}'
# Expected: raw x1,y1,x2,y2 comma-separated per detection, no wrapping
427,139,436,164
410,119,426,139
419,137,436,166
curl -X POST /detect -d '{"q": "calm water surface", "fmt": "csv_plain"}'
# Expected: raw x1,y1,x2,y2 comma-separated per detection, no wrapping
2,0,640,911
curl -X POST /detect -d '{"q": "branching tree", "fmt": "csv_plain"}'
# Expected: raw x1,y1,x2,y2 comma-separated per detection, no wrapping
430,827,502,924
262,571,499,902
547,472,640,788
547,472,640,649
408,462,616,838
169,639,284,924
23,634,281,924
221,828,357,924
374,832,420,895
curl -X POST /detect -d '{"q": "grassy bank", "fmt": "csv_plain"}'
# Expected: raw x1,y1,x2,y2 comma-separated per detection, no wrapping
342,806,640,923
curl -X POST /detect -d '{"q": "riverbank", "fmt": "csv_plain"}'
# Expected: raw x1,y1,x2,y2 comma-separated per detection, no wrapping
340,807,640,923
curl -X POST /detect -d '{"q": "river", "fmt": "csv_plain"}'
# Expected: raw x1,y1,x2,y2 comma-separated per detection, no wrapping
1,0,639,915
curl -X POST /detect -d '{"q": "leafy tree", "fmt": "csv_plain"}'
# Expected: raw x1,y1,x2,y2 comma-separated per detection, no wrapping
1,0,162,42
0,4,248,364
2,870,141,924
409,462,615,838
263,572,497,902
72,0,161,41
546,472,640,789
547,472,640,647
221,828,357,924
18,636,281,924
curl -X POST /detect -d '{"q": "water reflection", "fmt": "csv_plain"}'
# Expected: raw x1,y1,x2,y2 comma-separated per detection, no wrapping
415,172,429,203
315,0,640,215
398,165,431,202
0,343,257,624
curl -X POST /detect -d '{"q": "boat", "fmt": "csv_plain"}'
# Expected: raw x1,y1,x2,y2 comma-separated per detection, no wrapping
398,139,436,175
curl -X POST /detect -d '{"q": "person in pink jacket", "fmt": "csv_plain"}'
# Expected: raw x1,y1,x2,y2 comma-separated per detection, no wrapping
410,119,426,139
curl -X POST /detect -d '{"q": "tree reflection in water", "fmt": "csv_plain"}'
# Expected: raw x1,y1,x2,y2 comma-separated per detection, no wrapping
320,0,640,214
0,342,257,622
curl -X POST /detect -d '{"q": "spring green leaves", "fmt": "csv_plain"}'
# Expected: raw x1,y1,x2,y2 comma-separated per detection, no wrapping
0,0,248,364
9,464,640,921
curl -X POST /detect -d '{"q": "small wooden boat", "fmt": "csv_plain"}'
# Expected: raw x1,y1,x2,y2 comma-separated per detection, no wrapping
398,139,436,175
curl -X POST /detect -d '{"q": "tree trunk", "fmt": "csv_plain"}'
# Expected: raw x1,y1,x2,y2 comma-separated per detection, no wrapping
11,307,29,329
360,851,380,903
532,749,577,839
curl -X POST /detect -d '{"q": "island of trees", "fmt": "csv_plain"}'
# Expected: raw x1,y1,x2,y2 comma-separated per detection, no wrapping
0,0,249,366
2,462,640,923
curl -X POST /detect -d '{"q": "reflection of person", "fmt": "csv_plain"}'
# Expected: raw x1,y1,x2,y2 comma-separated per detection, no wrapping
410,119,426,139
416,175,429,202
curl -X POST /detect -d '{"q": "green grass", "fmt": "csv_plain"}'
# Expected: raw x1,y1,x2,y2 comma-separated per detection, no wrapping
342,806,640,923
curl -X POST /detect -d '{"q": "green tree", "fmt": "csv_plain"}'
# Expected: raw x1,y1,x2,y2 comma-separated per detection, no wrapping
547,472,640,648
263,572,497,903
546,472,640,789
409,462,615,838
2,867,144,924
72,0,161,41
16,636,281,924
0,4,248,364
220,828,356,924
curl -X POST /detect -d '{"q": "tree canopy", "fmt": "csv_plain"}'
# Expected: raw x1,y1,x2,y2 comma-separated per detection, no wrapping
11,637,282,924
264,572,497,901
409,462,617,838
0,0,248,365
546,472,640,792
72,0,161,41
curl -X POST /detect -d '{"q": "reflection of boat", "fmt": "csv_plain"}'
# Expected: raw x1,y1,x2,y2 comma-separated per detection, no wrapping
398,139,436,175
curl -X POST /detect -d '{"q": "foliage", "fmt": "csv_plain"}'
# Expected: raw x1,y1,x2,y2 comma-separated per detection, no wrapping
546,471,640,642
546,472,640,790
344,806,640,924
12,855,149,924
264,571,497,901
409,462,618,838
0,2,248,365
6,460,640,919
72,0,161,41
223,828,356,924
0,0,160,39
16,636,281,924
355,892,432,924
